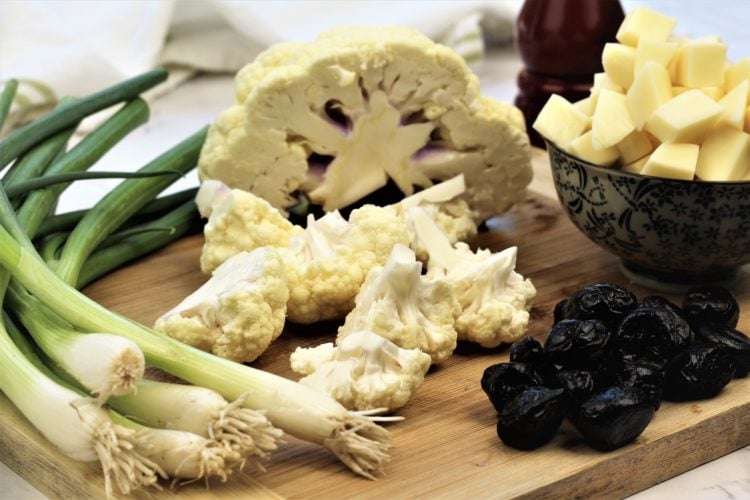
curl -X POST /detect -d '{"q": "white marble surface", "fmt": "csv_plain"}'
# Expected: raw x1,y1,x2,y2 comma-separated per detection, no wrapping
2,2,750,497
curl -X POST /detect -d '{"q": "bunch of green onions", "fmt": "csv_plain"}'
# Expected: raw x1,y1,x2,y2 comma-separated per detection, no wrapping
0,71,391,494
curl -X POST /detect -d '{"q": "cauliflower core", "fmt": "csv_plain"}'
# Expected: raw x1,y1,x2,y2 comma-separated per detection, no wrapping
289,330,431,412
155,248,288,363
409,207,536,348
199,25,532,221
338,244,460,363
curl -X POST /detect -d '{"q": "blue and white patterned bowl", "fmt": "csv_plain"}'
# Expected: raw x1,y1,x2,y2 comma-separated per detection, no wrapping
546,140,750,289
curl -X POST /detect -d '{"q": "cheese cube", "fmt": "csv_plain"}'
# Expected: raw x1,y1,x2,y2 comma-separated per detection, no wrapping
603,43,636,89
569,131,620,166
592,73,624,93
641,143,699,180
616,8,677,47
627,62,673,130
532,94,591,150
592,90,636,150
634,39,679,77
616,130,654,164
746,105,750,133
621,154,650,174
717,80,749,130
695,128,750,181
672,86,724,101
725,58,750,94
674,39,728,88
645,90,723,143
573,94,598,116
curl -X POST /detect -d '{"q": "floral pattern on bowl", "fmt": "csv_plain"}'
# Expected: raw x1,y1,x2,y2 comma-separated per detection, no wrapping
546,141,750,284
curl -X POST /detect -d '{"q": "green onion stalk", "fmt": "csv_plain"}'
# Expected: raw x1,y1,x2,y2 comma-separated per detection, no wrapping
5,313,241,483
0,186,391,479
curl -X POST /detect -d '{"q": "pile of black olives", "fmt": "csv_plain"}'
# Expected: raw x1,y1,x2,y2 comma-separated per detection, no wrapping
482,283,749,452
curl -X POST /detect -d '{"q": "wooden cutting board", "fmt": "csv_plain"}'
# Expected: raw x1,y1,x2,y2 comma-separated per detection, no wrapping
1,151,749,499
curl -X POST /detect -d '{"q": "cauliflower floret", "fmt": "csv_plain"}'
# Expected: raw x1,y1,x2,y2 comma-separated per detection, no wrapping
155,248,288,363
199,25,531,222
198,181,302,274
290,331,431,411
283,207,411,324
409,207,536,348
338,244,460,363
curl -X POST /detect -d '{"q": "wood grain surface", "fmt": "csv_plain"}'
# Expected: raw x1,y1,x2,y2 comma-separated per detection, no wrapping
1,151,749,499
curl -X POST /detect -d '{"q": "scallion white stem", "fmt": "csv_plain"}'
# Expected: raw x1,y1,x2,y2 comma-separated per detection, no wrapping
8,284,144,404
2,317,163,496
109,381,282,465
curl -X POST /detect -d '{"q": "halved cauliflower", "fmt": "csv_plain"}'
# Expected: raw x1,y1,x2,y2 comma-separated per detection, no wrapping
199,25,532,222
409,207,536,348
289,330,431,412
337,244,460,363
197,180,302,274
154,248,288,363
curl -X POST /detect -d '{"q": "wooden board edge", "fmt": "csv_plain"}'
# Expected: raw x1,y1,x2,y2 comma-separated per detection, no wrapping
518,399,750,499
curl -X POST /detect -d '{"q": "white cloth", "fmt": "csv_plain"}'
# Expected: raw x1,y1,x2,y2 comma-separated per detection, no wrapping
0,0,520,132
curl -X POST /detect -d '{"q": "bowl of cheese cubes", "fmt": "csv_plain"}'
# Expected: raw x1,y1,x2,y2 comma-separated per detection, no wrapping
533,7,750,289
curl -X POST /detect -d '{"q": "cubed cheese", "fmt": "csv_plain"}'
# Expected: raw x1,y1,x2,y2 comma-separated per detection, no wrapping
672,86,724,101
569,131,620,166
695,128,750,181
634,39,679,77
602,43,636,89
674,39,728,88
592,89,636,150
645,89,723,143
746,105,750,133
627,62,673,130
641,143,699,180
621,154,650,174
725,57,750,94
532,94,591,150
616,130,654,164
616,8,677,47
573,94,598,116
717,80,749,130
592,72,625,93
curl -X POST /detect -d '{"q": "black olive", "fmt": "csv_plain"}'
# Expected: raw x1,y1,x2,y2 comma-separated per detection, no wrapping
497,387,566,450
615,362,663,410
574,386,655,451
563,283,638,328
682,286,739,329
543,319,611,368
510,336,544,364
663,345,736,401
694,323,750,377
556,369,599,416
640,295,683,317
510,336,558,385
553,298,572,324
616,307,692,361
481,363,547,413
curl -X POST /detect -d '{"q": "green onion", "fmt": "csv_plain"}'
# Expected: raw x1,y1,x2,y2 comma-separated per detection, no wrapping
1,314,162,496
36,187,198,239
0,80,19,132
77,200,199,288
16,98,150,238
0,186,390,479
8,284,145,404
6,169,181,199
54,127,207,284
0,69,166,169
40,232,68,263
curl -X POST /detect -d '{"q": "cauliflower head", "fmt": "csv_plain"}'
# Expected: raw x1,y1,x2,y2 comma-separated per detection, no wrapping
155,248,288,363
409,207,536,348
283,206,411,324
199,25,532,221
338,244,460,363
289,330,431,411
197,180,302,274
